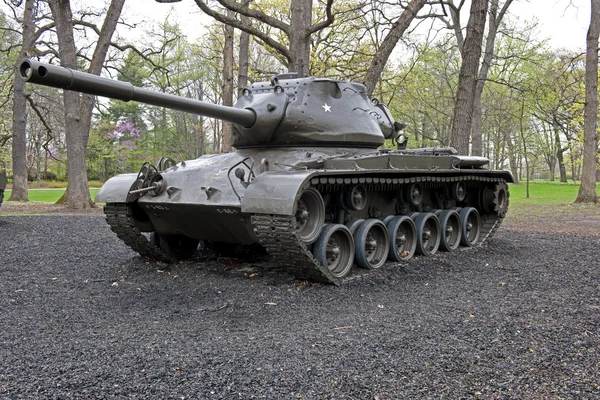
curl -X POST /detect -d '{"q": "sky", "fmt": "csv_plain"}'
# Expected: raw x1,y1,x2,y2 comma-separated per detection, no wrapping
124,0,591,52
509,0,589,51
0,0,590,52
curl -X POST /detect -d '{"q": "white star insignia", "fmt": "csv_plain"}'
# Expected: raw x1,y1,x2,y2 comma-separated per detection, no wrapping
322,103,332,112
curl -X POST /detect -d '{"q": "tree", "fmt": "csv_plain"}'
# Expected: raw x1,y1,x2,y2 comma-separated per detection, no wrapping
362,0,427,93
222,10,234,152
576,0,600,203
479,19,548,183
192,0,335,70
9,0,35,201
237,1,250,95
440,0,514,156
530,52,584,182
391,40,461,148
48,0,125,209
192,0,425,85
450,0,488,155
471,0,513,156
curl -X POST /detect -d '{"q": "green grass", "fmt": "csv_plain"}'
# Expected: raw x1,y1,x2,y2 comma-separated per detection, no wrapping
4,188,100,203
509,180,600,205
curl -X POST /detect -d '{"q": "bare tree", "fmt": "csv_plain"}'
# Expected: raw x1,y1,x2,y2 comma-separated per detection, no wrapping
48,0,125,209
9,0,35,202
237,0,250,96
192,0,335,70
471,0,513,156
450,0,488,155
222,10,234,152
363,0,427,93
576,0,599,203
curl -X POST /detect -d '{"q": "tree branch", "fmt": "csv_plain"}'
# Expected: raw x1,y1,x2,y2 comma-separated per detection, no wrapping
214,0,290,33
24,93,54,139
309,0,335,34
193,0,291,61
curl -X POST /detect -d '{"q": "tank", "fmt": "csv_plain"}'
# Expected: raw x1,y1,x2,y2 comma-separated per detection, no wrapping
20,58,512,285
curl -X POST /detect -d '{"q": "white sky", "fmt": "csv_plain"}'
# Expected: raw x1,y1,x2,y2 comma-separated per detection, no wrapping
0,0,589,52
509,0,589,51
123,0,590,52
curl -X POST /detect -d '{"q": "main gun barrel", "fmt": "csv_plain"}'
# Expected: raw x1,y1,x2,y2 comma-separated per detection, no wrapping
19,59,256,128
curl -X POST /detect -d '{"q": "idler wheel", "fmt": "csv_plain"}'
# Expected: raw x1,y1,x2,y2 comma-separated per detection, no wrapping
413,213,441,256
405,183,423,206
294,188,325,244
343,185,368,211
354,219,389,269
435,209,462,251
314,224,355,279
459,207,481,247
386,216,417,261
152,232,200,259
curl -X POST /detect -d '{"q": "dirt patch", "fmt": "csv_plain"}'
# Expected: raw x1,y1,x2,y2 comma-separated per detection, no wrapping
503,203,600,237
0,201,104,216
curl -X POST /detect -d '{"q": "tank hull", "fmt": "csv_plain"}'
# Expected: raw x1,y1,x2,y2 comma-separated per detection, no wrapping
97,148,512,284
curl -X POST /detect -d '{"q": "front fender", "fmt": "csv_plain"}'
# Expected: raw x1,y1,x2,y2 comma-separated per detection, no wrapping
95,173,138,203
241,171,314,215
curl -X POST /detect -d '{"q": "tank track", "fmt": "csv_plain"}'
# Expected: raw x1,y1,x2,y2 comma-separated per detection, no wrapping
104,203,175,263
104,176,505,286
253,175,505,286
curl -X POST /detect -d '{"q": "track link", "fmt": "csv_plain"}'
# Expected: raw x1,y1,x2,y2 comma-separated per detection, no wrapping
253,175,505,285
104,203,174,263
104,176,505,285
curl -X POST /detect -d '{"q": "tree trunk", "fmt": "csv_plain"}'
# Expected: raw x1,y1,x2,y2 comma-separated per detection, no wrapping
9,0,35,202
519,99,530,198
450,0,488,155
222,10,234,152
49,0,125,209
363,0,425,94
471,91,484,157
471,0,513,156
289,0,312,70
576,0,600,203
507,140,519,185
238,1,250,97
553,126,568,183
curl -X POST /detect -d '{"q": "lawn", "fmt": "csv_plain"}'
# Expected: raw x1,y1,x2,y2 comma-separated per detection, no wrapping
508,180,600,205
4,188,100,203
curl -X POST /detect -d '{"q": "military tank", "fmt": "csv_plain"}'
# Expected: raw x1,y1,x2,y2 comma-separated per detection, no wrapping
20,58,512,285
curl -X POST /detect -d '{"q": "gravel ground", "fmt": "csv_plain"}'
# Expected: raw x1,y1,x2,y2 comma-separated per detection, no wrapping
0,209,599,398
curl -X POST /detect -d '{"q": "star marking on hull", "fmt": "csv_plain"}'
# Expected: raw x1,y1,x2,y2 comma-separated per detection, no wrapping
322,103,332,112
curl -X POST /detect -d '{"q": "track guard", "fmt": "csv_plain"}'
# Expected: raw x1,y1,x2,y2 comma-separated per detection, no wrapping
241,171,314,215
95,173,138,203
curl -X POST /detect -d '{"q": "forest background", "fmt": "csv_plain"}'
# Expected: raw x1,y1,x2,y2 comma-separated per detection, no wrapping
0,0,598,208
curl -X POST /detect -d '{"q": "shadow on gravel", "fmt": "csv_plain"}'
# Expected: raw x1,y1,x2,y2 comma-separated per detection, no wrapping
1,215,598,398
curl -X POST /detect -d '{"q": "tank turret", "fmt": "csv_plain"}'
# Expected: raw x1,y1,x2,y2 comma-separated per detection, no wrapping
19,59,402,149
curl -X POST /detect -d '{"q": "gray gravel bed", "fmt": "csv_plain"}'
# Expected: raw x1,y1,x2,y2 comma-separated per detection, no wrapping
0,215,598,398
